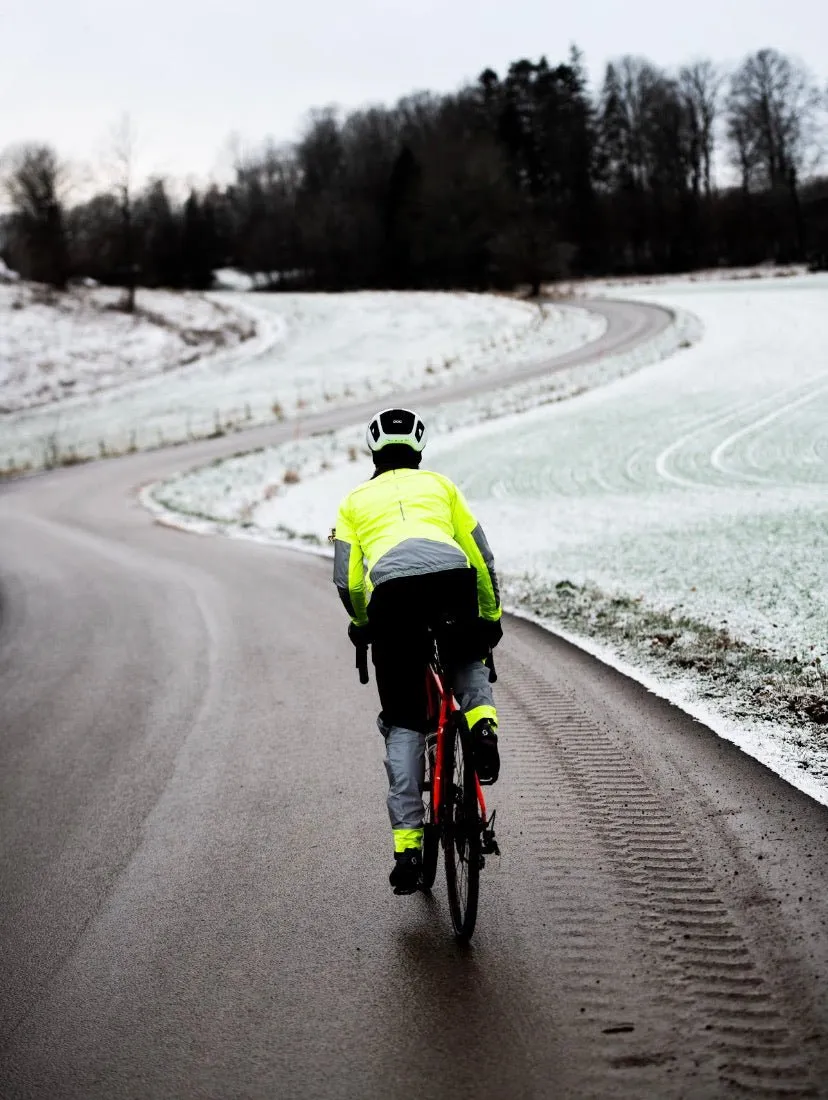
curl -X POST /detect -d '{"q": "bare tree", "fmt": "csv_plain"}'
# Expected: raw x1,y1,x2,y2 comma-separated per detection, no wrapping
727,50,822,189
108,114,138,311
680,60,722,196
1,143,69,287
598,58,662,191
726,50,823,255
230,139,301,282
728,111,762,193
598,58,693,194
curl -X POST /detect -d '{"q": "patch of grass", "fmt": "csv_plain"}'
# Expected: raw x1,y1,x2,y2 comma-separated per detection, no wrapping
207,410,226,438
152,498,224,525
507,576,828,743
268,524,321,546
59,449,90,467
0,460,33,480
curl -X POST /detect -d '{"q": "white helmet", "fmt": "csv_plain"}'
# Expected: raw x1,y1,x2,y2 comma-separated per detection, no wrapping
365,408,427,453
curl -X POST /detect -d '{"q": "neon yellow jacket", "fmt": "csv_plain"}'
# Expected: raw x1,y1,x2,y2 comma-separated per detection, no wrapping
333,467,501,627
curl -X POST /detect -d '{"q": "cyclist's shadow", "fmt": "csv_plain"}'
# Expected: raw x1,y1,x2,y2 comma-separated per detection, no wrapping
396,890,478,962
392,894,543,1097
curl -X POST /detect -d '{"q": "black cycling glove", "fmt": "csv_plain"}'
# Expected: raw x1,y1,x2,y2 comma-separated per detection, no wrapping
479,618,503,650
348,622,372,648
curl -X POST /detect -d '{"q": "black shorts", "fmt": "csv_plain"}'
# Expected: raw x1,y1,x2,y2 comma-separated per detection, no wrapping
368,568,486,733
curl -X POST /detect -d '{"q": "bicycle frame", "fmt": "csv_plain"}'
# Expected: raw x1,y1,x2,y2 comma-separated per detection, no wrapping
355,638,492,833
426,663,488,826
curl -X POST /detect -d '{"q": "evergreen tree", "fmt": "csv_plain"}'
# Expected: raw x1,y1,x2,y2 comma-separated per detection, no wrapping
140,179,181,287
181,191,215,290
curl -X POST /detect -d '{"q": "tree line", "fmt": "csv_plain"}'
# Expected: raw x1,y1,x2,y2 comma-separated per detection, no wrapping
2,46,826,299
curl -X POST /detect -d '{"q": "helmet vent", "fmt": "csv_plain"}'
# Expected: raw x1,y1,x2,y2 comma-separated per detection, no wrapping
380,409,415,435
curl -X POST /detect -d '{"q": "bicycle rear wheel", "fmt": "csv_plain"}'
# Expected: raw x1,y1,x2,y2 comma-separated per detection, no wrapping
421,735,438,890
443,715,481,939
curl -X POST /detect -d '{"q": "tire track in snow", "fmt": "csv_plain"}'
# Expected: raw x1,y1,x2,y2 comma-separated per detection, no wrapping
710,379,828,485
652,375,827,489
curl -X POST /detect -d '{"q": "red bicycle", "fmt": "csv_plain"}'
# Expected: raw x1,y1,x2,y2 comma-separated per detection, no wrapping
358,632,499,940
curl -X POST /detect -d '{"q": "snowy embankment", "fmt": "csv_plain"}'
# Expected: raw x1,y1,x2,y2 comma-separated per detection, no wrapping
0,283,257,413
148,276,828,805
0,291,603,473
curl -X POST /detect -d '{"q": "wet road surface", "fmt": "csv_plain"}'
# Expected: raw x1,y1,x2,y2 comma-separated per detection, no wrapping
2,299,826,1098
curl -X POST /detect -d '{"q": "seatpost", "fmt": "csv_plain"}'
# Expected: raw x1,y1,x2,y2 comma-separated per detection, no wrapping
356,644,370,685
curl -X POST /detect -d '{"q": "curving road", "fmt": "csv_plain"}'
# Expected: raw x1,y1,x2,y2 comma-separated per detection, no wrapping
2,299,827,1099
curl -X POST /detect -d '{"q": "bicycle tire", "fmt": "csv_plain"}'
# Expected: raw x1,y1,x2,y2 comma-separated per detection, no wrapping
443,714,481,939
421,736,439,890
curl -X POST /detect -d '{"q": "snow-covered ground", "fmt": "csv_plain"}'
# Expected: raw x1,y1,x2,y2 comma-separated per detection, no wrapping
149,275,828,805
0,258,20,283
441,278,828,664
1,291,603,473
150,304,697,528
554,262,810,294
0,283,256,413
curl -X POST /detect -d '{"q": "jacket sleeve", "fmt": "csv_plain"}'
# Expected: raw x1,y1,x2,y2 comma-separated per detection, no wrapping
333,498,369,626
449,484,502,622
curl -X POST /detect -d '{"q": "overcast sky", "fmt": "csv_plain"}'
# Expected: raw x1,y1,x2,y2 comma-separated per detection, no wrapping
2,0,826,185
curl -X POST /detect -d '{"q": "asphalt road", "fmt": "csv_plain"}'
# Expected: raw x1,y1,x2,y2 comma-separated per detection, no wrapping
2,299,827,1099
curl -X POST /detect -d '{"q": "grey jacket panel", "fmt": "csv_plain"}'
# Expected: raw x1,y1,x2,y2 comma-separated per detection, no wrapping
370,537,468,587
471,524,501,607
333,538,357,617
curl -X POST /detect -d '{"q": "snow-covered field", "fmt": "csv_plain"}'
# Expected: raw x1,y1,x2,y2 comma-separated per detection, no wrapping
0,284,256,413
442,278,828,664
150,304,697,528
149,276,828,804
0,291,603,472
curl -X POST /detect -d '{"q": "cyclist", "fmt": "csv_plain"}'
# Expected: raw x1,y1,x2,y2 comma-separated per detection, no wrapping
333,408,503,895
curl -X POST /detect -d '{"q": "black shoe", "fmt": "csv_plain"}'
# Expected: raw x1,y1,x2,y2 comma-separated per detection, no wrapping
389,849,422,895
473,720,500,785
